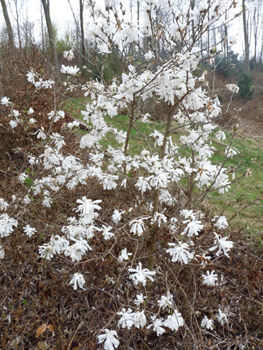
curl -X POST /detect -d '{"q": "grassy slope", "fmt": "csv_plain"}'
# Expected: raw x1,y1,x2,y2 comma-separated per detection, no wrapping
64,97,263,239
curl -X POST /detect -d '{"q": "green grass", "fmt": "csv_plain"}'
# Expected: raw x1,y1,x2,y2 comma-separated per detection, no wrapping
64,97,165,153
207,133,263,237
64,98,263,238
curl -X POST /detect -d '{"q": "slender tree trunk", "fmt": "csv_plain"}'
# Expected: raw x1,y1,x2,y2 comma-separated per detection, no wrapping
253,5,259,73
190,0,195,45
224,11,228,59
242,0,250,73
0,0,14,45
41,0,61,82
79,0,85,67
137,0,139,31
130,0,132,21
14,0,22,50
207,7,210,58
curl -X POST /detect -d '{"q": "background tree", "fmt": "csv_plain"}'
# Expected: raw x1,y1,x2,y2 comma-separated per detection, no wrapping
79,0,85,67
243,0,250,72
41,0,60,81
0,0,14,45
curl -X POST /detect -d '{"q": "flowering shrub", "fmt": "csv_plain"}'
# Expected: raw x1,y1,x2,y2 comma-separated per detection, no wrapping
1,1,261,349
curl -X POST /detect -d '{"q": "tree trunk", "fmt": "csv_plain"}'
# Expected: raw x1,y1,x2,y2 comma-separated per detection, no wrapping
137,0,139,31
79,0,85,67
0,0,14,45
41,0,61,82
242,0,250,73
207,7,210,58
224,11,228,59
190,0,195,45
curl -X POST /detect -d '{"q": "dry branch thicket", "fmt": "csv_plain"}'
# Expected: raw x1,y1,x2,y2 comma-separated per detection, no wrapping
0,48,263,350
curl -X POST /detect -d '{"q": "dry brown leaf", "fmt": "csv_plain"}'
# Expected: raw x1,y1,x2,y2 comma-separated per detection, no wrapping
35,324,47,338
47,324,55,336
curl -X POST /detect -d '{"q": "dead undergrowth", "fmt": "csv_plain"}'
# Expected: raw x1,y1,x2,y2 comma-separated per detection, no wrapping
1,126,263,350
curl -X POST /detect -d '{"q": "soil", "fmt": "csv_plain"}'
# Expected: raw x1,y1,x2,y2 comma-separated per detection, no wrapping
207,72,263,139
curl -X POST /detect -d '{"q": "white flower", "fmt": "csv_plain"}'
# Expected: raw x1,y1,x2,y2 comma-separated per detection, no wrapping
147,316,165,336
226,84,239,94
202,270,218,286
29,118,37,124
213,215,228,229
166,242,193,265
69,273,86,290
75,197,102,219
216,309,228,325
50,133,65,150
0,198,8,211
183,218,203,236
61,65,80,76
163,310,184,331
38,243,55,260
117,308,134,329
201,316,214,330
128,262,156,286
118,248,132,262
215,130,226,141
97,329,119,350
152,212,167,227
27,107,34,115
1,96,11,105
23,195,31,204
112,209,125,224
27,70,35,83
42,195,52,207
23,225,37,238
67,121,79,129
209,233,233,258
12,109,20,118
9,120,18,128
133,311,147,329
64,238,92,262
0,214,18,237
0,245,5,259
130,219,146,236
157,292,173,310
35,129,46,140
101,174,118,190
63,50,74,61
101,225,114,240
145,51,154,60
135,177,151,194
150,129,164,147
134,293,146,307
225,147,238,158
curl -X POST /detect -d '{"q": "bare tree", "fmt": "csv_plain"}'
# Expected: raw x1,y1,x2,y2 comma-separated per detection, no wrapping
41,0,60,81
79,0,85,67
0,0,14,45
252,0,261,72
242,0,250,72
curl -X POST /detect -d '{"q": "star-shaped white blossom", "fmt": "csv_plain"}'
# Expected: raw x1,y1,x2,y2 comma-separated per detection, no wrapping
69,273,86,290
128,262,156,286
209,233,233,258
97,329,119,350
202,270,218,286
166,242,193,265
201,316,214,330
